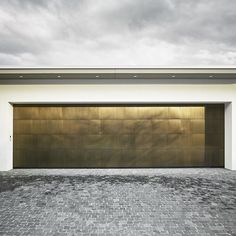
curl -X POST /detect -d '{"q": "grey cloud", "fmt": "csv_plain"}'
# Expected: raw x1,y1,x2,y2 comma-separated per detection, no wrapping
0,0,235,66
97,0,236,46
0,30,51,54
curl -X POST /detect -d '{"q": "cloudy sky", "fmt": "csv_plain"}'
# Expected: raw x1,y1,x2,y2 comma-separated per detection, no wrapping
0,0,236,67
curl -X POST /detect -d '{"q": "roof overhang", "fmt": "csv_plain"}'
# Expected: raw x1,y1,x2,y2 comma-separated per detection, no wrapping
0,68,236,84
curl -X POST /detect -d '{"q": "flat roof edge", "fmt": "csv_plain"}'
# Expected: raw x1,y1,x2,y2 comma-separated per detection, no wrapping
0,67,236,74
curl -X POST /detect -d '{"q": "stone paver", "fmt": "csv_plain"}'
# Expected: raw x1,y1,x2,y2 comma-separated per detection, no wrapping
0,168,235,235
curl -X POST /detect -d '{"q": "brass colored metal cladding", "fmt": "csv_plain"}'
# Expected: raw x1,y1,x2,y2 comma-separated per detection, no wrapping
13,105,224,168
205,105,224,166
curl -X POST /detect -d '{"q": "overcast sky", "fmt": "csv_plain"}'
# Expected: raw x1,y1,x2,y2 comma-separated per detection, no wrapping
0,0,235,67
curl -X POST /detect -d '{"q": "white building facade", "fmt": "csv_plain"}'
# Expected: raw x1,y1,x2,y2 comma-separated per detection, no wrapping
0,68,235,170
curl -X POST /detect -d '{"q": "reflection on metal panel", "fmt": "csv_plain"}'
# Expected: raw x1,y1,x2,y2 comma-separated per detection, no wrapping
13,105,224,168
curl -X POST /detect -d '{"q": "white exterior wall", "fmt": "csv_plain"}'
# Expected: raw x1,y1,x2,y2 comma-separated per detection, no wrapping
0,84,235,171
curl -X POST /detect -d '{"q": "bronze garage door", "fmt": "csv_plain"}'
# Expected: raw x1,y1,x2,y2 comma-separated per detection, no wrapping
13,105,224,168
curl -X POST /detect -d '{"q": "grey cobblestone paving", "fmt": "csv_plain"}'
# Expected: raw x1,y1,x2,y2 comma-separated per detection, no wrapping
0,168,235,235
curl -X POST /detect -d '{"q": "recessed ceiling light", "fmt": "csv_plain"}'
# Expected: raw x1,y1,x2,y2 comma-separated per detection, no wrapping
19,75,23,78
133,75,137,78
95,75,100,78
57,75,61,78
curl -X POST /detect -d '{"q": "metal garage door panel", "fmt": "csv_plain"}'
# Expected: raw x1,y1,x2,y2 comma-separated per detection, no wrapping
13,105,224,168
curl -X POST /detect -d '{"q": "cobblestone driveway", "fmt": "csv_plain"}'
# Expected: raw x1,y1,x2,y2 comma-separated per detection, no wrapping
0,168,235,236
